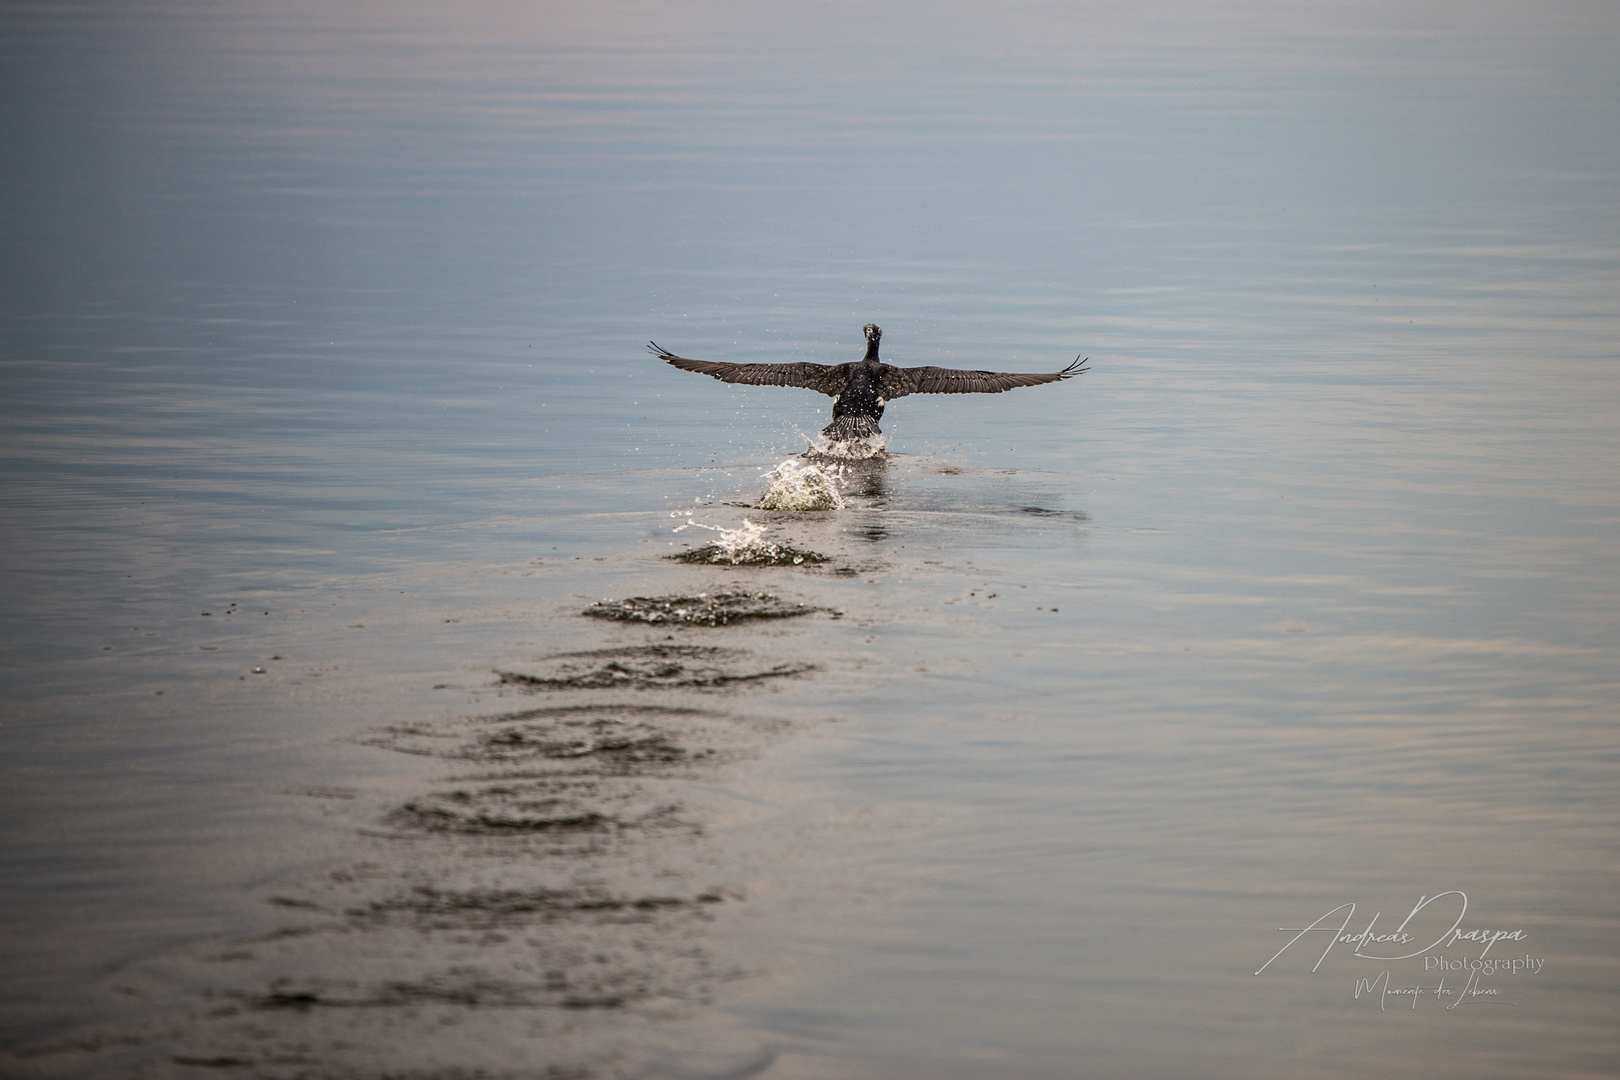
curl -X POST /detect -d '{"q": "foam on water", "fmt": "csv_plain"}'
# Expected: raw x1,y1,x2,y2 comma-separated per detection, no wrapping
760,458,845,510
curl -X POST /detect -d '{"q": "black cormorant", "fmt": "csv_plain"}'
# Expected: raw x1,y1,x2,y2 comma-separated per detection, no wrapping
651,324,1087,441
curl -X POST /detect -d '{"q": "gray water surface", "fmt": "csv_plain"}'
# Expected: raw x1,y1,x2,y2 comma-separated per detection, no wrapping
3,2,1618,1077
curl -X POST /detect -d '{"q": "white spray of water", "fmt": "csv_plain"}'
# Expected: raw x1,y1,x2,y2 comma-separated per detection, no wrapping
672,515,807,563
760,458,844,511
802,430,888,462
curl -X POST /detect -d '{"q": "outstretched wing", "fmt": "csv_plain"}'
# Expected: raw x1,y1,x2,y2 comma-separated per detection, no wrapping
650,342,851,398
876,355,1088,400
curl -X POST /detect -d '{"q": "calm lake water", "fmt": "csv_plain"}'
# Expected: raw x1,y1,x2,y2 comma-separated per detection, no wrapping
3,2,1618,1077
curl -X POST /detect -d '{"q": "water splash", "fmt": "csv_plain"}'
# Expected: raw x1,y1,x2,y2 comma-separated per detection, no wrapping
803,432,888,462
670,516,826,565
760,458,844,510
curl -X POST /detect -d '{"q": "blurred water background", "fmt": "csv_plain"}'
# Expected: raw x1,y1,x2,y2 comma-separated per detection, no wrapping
2,1,1618,1077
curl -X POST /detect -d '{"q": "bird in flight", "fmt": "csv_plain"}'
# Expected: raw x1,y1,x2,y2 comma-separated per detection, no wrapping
651,323,1087,441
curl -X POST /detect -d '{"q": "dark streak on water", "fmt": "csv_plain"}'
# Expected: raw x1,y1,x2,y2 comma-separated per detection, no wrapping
582,594,830,626
671,544,830,566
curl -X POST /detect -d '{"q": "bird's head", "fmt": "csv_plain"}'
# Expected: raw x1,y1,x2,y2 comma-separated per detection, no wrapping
863,323,882,344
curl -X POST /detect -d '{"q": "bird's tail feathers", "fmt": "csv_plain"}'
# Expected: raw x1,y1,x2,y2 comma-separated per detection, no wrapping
821,415,882,441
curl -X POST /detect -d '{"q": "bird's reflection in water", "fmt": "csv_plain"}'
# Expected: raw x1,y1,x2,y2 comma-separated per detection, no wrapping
836,456,890,543
839,456,890,502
